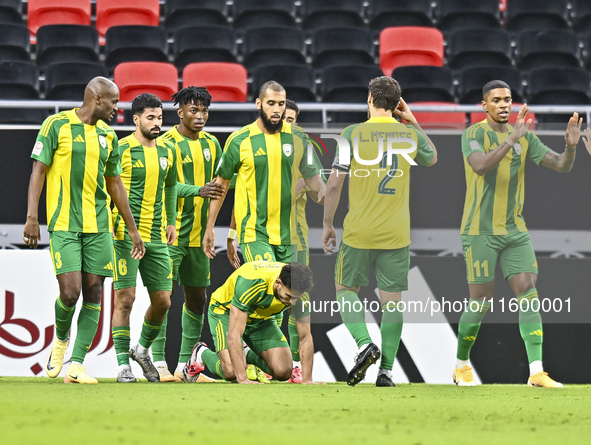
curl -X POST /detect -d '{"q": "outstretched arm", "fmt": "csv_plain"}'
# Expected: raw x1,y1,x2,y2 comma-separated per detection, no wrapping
539,113,582,173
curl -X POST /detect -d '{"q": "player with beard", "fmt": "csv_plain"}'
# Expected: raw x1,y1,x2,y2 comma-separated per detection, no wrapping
453,80,581,387
111,93,178,383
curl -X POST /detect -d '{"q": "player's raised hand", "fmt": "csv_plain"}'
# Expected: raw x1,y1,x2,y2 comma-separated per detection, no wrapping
393,98,416,124
510,103,532,141
129,229,145,260
227,238,241,269
23,217,41,249
582,128,591,156
199,181,225,198
203,228,216,259
322,225,337,253
565,112,583,148
166,225,177,246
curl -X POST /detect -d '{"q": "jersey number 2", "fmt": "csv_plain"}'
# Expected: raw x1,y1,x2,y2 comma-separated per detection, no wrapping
377,153,399,195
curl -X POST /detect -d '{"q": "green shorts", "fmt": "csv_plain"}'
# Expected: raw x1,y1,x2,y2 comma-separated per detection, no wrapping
169,245,210,287
208,306,288,354
335,242,410,292
49,231,114,277
461,232,538,284
113,240,172,293
240,240,293,263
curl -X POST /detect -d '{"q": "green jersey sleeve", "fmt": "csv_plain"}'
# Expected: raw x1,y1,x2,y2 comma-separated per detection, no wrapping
332,124,357,172
231,277,268,312
525,131,551,165
293,130,320,180
31,117,60,166
105,134,122,176
216,137,241,180
176,182,201,198
461,126,486,159
414,129,435,166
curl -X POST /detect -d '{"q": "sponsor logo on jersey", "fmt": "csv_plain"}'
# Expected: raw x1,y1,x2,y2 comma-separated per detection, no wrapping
133,160,144,168
514,143,522,155
99,135,107,148
32,141,43,156
160,157,168,170
203,148,211,162
73,134,85,143
283,144,292,157
254,148,266,157
182,155,192,164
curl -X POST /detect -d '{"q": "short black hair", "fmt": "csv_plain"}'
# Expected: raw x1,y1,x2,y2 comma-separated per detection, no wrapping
285,99,299,116
259,81,285,101
132,93,162,115
368,76,401,112
279,263,314,294
171,86,212,108
482,80,511,100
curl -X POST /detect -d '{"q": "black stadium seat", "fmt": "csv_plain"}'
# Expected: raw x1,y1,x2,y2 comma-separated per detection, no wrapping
311,27,374,70
105,26,168,71
457,66,523,104
174,26,236,71
573,0,591,33
36,25,99,71
583,33,591,70
0,61,46,123
0,23,29,62
233,0,296,30
0,0,22,25
391,66,454,103
506,0,568,31
301,0,365,32
45,62,108,100
165,0,227,31
437,0,501,32
243,27,305,70
446,29,512,70
368,0,432,34
252,64,316,103
516,30,580,71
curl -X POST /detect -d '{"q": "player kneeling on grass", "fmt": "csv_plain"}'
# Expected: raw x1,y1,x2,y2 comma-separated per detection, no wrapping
183,261,320,384
111,94,178,383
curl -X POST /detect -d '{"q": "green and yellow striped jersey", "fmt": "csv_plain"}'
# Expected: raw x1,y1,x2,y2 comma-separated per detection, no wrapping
31,109,120,233
113,134,177,243
460,121,550,236
210,261,308,321
161,126,222,247
215,121,320,246
333,116,434,250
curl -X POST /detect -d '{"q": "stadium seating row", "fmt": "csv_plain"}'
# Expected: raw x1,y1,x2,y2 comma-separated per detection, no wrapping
2,0,591,35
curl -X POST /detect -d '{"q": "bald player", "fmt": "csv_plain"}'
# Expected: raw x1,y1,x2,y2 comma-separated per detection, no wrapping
24,77,145,384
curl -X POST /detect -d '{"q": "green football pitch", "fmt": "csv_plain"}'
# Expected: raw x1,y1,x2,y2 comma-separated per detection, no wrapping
1,377,589,445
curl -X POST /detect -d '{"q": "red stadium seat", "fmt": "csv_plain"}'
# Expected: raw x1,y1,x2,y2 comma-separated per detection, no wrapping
409,102,466,130
96,0,159,38
114,62,178,102
182,62,247,102
379,27,443,76
470,103,536,129
27,0,91,35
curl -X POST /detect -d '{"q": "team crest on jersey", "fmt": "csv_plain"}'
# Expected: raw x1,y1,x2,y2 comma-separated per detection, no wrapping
32,141,43,156
203,148,211,162
283,144,292,157
99,135,107,148
514,143,522,155
160,157,168,170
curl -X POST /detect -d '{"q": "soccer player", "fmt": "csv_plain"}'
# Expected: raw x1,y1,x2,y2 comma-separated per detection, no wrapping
152,86,224,382
110,93,177,383
23,77,145,384
453,80,582,388
322,76,437,387
182,261,317,384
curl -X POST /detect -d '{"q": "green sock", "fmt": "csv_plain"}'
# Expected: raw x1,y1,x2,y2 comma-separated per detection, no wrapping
275,311,284,328
112,326,131,366
337,289,371,348
288,314,300,362
380,301,404,371
54,296,76,341
179,304,204,363
518,289,543,363
246,349,272,375
151,310,168,362
70,301,100,363
138,317,162,350
202,349,225,379
456,298,490,360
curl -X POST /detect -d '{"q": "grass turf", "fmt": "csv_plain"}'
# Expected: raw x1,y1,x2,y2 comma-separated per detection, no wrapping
0,377,589,445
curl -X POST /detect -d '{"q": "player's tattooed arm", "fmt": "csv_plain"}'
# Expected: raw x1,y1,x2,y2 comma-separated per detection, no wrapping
541,113,582,173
